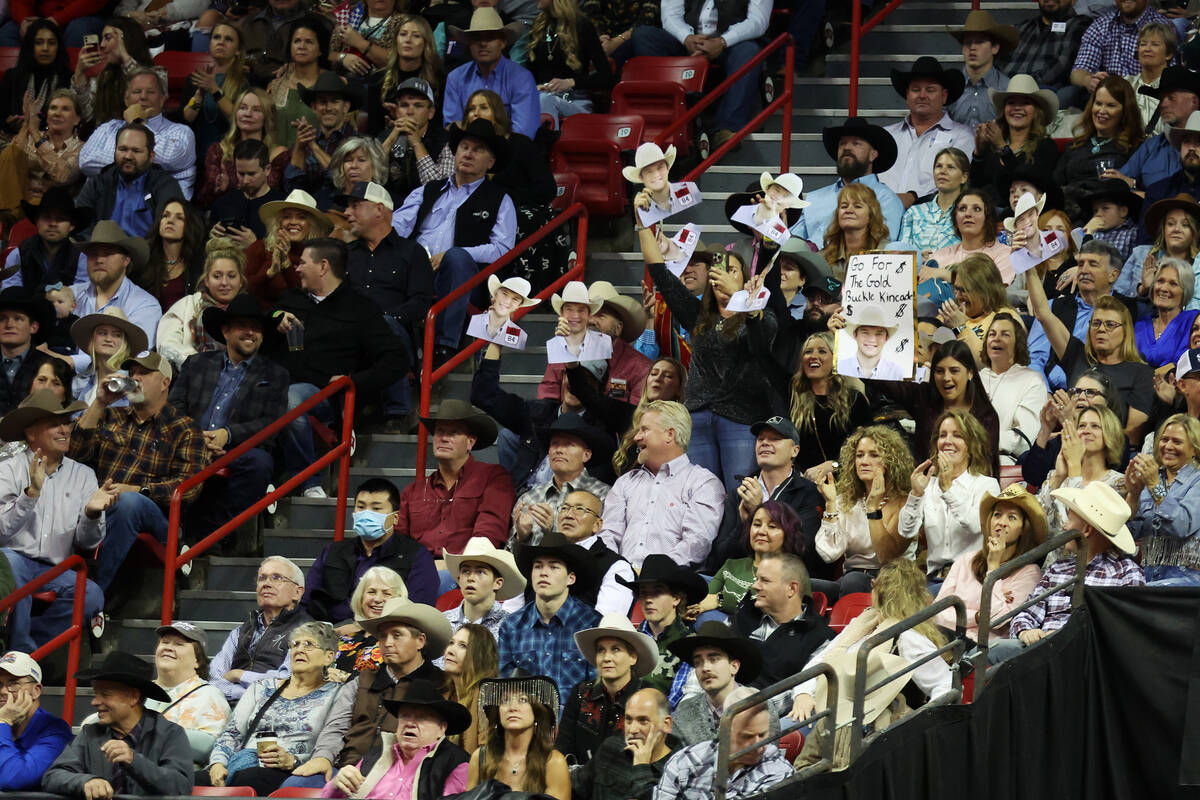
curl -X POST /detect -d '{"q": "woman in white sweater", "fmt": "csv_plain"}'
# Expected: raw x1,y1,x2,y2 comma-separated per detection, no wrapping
157,240,248,369
899,409,1000,587
977,311,1047,465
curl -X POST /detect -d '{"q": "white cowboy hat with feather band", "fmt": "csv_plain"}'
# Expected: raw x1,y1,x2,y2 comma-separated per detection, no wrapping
623,143,677,183
573,614,660,678
758,172,810,209
443,537,527,601
551,280,603,314
487,275,540,308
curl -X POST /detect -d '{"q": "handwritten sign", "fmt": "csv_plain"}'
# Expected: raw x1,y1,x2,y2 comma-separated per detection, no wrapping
834,252,917,380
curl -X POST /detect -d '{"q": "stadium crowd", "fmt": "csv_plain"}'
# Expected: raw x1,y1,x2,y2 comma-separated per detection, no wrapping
0,0,1198,796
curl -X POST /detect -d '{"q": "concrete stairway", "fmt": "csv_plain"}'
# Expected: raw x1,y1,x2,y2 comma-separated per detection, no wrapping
80,1,1031,726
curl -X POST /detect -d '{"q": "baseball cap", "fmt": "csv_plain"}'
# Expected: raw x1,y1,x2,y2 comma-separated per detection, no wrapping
750,415,800,444
155,620,206,644
122,350,172,380
1177,348,1200,380
388,77,436,105
0,651,42,682
337,181,394,212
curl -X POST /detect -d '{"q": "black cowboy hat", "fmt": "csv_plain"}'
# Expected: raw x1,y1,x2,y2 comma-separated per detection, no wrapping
202,293,281,345
890,56,966,105
1080,178,1143,219
821,117,898,174
1140,65,1200,101
536,413,612,458
21,185,91,231
298,70,365,109
666,621,762,683
381,678,472,736
419,399,499,450
75,651,171,703
515,531,596,597
447,118,511,172
996,166,1065,215
0,286,54,335
616,553,708,606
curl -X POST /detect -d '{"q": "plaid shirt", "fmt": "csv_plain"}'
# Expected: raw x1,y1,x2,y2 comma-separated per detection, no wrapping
69,403,206,508
1091,217,1140,263
653,740,793,800
1073,7,1170,77
1009,551,1145,636
498,594,601,710
443,601,509,640
509,470,612,547
898,199,961,254
999,12,1090,89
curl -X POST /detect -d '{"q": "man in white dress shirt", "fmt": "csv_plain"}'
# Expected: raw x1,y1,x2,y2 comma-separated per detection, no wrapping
877,57,975,209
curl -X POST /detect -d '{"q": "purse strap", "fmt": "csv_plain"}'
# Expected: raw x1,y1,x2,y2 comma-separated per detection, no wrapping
244,679,290,742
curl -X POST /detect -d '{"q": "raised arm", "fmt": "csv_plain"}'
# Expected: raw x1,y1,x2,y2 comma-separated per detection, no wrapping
1025,262,1071,360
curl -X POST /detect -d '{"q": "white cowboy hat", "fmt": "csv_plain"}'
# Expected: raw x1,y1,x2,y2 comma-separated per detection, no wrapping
358,598,453,654
574,613,660,678
588,280,646,342
1168,110,1200,149
622,142,677,183
551,280,603,314
443,537,528,601
758,172,811,209
487,275,540,308
845,304,900,333
259,189,334,235
448,7,525,46
814,644,913,726
1050,483,1136,554
989,73,1059,124
1002,191,1048,232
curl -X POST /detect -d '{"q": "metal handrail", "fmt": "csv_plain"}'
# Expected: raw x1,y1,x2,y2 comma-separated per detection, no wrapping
160,376,357,625
971,529,1088,695
848,0,907,116
414,203,589,478
654,33,795,180
849,595,967,759
0,555,87,721
713,662,841,800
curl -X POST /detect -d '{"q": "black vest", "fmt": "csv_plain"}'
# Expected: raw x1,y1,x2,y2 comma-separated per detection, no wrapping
17,237,81,291
410,178,508,250
579,540,632,612
307,534,427,623
366,738,468,795
0,349,46,416
232,604,312,673
683,0,750,36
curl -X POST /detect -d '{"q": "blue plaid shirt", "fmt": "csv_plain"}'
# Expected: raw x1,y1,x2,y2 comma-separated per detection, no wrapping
898,199,961,254
498,594,600,713
1073,6,1170,77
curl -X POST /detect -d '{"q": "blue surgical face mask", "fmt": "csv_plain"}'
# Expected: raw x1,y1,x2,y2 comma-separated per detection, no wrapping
353,510,390,541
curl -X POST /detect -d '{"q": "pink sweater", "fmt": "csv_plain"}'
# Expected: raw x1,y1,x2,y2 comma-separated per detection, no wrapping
934,553,1041,639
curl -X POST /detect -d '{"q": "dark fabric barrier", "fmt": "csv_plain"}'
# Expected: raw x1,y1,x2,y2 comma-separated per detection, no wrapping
776,587,1200,800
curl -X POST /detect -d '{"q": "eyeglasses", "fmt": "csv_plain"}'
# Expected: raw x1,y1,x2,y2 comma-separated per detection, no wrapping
1089,319,1122,332
257,573,298,586
289,639,323,651
559,503,599,518
1070,387,1104,398
0,679,34,693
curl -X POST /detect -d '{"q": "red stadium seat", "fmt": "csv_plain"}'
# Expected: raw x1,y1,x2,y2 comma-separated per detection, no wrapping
268,788,325,798
540,112,557,131
630,602,645,626
436,589,463,611
811,591,829,618
1053,137,1071,154
829,592,873,633
612,57,709,156
152,51,213,93
192,788,257,797
0,47,18,72
552,114,643,218
551,172,579,212
779,730,804,762
8,218,34,249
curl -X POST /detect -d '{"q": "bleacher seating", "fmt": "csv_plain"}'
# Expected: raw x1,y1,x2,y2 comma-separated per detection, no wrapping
612,56,709,156
551,114,644,217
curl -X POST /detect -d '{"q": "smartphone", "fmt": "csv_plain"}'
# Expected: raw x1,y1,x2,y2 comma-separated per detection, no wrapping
218,218,245,230
83,34,99,47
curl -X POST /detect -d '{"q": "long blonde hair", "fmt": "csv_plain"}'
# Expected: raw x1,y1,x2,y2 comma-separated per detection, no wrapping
212,21,247,110
928,409,993,477
1085,295,1145,365
528,0,582,72
263,211,311,277
789,332,861,435
871,560,948,659
612,358,687,475
381,15,443,96
218,87,281,162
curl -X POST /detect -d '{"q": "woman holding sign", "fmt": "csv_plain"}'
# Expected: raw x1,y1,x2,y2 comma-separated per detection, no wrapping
637,198,777,489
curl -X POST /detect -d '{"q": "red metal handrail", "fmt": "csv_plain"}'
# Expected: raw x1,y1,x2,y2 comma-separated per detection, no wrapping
0,555,88,721
849,0,907,116
653,32,795,179
160,376,357,624
414,203,589,478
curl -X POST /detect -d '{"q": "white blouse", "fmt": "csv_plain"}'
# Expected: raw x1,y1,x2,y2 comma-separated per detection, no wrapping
979,365,1048,465
898,471,1000,575
817,499,916,571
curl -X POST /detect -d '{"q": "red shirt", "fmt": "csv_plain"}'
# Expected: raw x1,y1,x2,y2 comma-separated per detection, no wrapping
537,337,651,405
12,0,107,25
396,456,515,556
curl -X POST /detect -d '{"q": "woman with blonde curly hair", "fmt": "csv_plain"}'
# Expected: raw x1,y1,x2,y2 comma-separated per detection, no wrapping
899,409,1000,587
820,183,889,282
527,0,613,124
243,191,334,309
156,239,247,370
788,331,872,479
198,87,289,209
814,424,914,599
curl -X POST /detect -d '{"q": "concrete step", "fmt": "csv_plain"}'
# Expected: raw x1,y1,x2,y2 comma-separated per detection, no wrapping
824,52,963,78
178,590,259,623
264,527,341,559
117,617,240,656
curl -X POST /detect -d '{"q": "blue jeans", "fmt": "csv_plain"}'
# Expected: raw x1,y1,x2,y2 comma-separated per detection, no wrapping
281,382,335,491
382,316,414,417
986,637,1028,665
433,247,479,349
1144,564,1200,586
538,92,593,126
1,549,104,653
279,775,327,789
629,26,762,132
687,409,755,490
95,492,170,591
186,447,274,542
789,0,827,65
